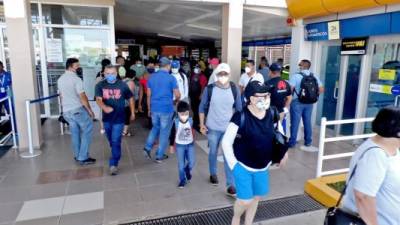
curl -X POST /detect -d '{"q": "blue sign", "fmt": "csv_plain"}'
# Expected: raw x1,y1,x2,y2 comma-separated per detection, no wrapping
391,12,400,33
391,85,400,96
305,22,328,41
340,13,390,38
242,37,291,47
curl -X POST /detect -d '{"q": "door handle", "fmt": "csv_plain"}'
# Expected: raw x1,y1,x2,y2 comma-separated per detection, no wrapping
333,85,339,100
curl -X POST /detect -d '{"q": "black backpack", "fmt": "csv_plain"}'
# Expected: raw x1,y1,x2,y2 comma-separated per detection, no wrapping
296,72,319,104
204,82,238,116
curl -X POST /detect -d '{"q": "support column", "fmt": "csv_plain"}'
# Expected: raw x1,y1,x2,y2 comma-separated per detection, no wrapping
221,0,244,83
289,19,312,75
4,0,41,149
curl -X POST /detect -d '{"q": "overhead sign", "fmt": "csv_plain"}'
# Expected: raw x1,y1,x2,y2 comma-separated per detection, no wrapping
341,37,368,55
305,22,328,41
369,83,392,95
391,85,400,96
328,21,340,40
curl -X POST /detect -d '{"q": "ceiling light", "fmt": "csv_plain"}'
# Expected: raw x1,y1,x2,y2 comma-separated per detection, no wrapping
157,33,181,39
187,24,219,32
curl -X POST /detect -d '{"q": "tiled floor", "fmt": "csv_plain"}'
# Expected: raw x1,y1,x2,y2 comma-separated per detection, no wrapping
0,117,355,225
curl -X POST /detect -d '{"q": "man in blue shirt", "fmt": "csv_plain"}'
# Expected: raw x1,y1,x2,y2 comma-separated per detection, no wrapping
144,57,181,163
288,59,324,152
0,61,12,115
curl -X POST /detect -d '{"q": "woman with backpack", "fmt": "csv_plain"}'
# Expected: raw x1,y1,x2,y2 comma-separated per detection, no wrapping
222,81,288,225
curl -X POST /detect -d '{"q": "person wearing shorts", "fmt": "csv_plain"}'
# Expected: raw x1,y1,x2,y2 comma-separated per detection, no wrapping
222,81,288,225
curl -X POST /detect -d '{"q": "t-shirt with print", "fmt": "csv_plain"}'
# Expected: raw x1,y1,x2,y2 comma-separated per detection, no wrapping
147,69,178,113
175,119,194,145
342,139,400,225
230,107,275,169
265,77,292,113
95,79,133,124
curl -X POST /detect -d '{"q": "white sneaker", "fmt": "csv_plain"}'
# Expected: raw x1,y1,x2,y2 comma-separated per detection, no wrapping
300,145,319,152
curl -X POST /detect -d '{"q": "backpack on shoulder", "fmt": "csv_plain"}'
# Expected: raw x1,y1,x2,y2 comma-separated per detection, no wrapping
203,81,238,116
296,72,319,104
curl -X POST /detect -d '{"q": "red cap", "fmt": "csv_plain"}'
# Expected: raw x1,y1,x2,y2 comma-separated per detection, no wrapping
209,58,220,66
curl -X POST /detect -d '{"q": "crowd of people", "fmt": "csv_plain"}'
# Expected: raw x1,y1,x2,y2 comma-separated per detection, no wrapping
57,54,399,225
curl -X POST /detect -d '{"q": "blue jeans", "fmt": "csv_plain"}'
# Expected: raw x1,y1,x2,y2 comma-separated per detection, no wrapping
176,143,196,183
207,129,234,188
63,107,93,161
289,99,313,147
144,112,174,159
103,122,124,167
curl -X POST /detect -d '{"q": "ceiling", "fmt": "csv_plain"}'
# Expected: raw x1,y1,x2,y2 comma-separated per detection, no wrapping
115,0,291,42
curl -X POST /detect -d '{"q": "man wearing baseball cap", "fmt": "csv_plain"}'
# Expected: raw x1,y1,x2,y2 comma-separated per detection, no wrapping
144,57,181,163
207,57,220,85
265,63,292,133
199,63,242,197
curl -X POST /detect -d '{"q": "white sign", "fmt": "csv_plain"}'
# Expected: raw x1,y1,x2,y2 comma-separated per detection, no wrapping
46,39,63,63
328,21,340,40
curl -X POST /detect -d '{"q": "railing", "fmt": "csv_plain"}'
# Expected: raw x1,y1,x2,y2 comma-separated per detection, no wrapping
316,117,375,177
0,96,17,148
21,94,61,158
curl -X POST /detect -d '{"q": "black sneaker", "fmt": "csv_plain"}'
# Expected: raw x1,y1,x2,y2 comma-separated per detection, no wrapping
73,157,78,162
209,175,219,186
155,154,169,163
178,180,186,189
226,186,237,198
79,157,96,165
143,149,152,160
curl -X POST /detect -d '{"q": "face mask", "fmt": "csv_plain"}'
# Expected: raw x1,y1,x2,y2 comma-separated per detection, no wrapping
76,67,83,76
254,97,270,111
194,68,200,74
171,68,179,74
147,68,155,74
136,63,142,67
245,67,251,74
155,67,160,72
179,115,189,122
105,73,117,83
218,76,229,85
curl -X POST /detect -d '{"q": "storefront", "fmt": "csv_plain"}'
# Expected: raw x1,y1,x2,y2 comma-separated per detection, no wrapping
305,11,400,135
0,1,115,118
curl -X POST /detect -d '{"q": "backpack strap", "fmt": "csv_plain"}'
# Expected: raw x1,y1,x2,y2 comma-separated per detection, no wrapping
204,83,215,115
239,111,245,129
230,81,238,109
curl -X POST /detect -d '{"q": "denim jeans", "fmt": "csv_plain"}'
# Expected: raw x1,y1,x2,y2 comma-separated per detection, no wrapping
289,99,313,147
144,112,174,159
63,107,93,161
176,143,195,183
207,129,234,188
103,122,124,167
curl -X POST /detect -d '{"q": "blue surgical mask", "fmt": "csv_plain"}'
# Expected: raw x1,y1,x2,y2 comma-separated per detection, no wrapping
105,73,117,83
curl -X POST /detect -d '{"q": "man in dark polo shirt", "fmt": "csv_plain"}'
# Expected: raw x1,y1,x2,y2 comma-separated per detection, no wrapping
265,63,292,133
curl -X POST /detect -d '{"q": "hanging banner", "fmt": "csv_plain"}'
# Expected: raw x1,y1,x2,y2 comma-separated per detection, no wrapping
46,39,63,63
341,37,368,55
328,21,340,40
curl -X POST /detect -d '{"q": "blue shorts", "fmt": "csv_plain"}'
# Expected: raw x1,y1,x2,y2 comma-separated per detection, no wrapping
233,163,270,200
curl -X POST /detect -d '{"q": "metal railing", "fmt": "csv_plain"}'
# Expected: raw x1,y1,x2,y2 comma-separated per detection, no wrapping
21,94,61,158
0,96,17,148
316,117,375,177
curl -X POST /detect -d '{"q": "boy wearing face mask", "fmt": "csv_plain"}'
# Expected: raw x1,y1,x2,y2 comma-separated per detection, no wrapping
239,60,264,94
199,63,242,197
95,65,135,175
174,101,196,188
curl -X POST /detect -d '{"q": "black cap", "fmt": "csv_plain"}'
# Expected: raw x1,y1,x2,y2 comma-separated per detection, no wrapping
269,63,282,72
244,80,270,100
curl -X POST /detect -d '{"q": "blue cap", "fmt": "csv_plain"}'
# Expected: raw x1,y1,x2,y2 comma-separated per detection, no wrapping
171,60,180,69
269,63,282,72
159,57,171,67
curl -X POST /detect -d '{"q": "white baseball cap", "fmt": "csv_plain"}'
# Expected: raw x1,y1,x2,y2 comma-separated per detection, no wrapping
214,63,231,75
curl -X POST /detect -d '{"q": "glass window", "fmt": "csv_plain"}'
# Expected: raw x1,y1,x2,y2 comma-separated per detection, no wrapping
366,42,400,131
42,5,108,26
45,27,111,115
31,3,39,24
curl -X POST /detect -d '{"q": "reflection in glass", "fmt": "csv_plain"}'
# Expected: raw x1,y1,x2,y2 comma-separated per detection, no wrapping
42,5,108,26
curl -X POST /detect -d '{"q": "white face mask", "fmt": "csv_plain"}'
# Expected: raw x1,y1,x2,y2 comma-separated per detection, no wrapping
179,115,189,122
218,76,229,85
171,68,179,74
254,97,270,111
155,67,160,72
194,68,200,74
245,67,251,74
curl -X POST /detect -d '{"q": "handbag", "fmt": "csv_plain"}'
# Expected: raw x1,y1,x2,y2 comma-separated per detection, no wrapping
324,146,379,225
